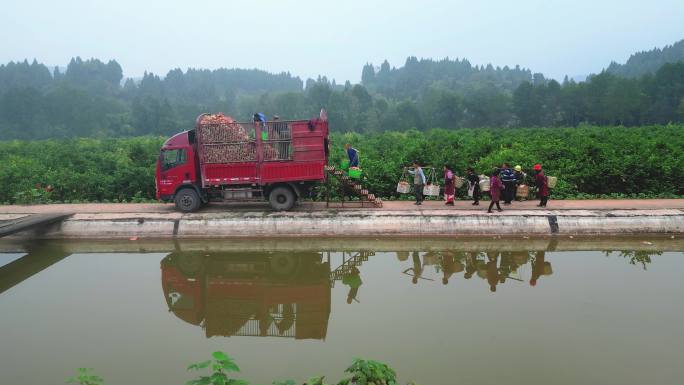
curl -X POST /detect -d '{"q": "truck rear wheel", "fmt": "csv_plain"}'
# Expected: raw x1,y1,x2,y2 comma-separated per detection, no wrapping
269,186,296,211
175,188,201,212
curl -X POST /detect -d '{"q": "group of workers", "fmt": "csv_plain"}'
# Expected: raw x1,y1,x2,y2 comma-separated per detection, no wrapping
411,161,550,212
344,144,550,211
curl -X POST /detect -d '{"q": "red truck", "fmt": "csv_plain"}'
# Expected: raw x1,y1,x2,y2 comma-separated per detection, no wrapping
156,112,329,212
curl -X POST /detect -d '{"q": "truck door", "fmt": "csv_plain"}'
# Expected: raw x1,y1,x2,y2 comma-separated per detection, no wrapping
159,148,189,196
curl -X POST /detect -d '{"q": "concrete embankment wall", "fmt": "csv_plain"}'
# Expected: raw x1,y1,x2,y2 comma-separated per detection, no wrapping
2,209,683,239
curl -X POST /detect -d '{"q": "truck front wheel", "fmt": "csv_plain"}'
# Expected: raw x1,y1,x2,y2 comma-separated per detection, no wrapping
175,188,201,212
268,186,296,211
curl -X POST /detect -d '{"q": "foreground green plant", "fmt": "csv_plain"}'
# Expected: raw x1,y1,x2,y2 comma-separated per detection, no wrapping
279,358,407,385
66,368,103,385
68,354,415,385
338,358,398,385
187,351,248,385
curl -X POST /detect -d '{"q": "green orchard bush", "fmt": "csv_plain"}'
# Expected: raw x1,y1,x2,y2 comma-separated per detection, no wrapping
1,125,682,204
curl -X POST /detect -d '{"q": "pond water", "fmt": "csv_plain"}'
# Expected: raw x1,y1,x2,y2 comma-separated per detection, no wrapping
0,238,682,385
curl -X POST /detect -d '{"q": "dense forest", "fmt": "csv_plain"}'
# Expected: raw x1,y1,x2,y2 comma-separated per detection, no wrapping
0,39,683,139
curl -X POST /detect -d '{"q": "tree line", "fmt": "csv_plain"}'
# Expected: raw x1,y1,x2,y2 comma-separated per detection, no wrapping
0,46,683,139
606,39,684,78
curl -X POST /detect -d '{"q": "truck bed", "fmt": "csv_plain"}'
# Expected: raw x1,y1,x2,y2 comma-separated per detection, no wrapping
196,118,328,187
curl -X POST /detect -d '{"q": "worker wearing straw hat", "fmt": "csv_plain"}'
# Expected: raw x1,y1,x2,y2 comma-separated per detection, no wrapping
514,165,527,201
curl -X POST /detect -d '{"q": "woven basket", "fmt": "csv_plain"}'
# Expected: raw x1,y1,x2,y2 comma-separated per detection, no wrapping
547,176,558,189
478,175,490,192
424,184,441,196
396,181,411,193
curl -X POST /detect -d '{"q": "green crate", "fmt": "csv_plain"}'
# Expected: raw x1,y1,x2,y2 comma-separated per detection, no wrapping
348,168,362,179
340,159,350,170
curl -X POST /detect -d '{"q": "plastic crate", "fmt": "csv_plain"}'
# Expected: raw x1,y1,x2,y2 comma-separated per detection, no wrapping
348,168,362,179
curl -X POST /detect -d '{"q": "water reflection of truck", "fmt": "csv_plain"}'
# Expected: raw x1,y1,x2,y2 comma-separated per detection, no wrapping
160,251,331,339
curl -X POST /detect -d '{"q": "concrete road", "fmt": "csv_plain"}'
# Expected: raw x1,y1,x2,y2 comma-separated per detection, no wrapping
0,199,683,214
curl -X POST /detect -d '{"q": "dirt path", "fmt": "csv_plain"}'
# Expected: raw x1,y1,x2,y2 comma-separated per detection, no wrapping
0,199,683,214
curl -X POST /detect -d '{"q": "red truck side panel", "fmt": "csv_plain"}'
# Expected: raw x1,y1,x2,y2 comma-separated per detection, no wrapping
291,121,327,162
260,161,326,183
202,163,259,185
197,118,328,187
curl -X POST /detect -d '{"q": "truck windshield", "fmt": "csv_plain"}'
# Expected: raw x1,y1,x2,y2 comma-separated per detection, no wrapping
161,149,186,171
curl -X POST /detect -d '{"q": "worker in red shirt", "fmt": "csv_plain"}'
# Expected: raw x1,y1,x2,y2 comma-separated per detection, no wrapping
533,163,549,207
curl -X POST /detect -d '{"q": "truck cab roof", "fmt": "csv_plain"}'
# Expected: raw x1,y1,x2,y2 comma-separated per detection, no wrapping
162,130,195,148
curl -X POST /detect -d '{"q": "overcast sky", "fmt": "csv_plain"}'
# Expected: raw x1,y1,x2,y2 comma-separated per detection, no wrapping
2,0,683,82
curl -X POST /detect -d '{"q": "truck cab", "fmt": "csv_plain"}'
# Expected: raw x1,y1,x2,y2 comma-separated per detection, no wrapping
156,130,200,208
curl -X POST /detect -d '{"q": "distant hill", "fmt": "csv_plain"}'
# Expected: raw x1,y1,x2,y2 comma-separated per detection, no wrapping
606,39,684,78
361,56,538,100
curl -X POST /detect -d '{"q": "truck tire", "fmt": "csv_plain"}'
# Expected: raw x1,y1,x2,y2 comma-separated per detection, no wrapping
175,188,201,212
269,186,295,211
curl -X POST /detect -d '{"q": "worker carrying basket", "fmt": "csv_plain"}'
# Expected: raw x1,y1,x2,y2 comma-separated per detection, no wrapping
396,168,412,193
423,167,441,197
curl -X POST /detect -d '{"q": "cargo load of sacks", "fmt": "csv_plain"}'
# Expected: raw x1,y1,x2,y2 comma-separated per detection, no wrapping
198,113,283,163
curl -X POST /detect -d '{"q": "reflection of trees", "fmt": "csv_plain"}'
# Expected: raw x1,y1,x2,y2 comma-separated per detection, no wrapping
603,250,661,270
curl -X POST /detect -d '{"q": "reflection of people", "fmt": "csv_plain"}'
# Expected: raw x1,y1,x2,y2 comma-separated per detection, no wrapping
464,252,478,279
342,266,362,304
530,251,552,286
403,251,424,284
441,252,455,284
275,304,294,335
257,308,273,336
440,251,464,285
486,251,500,292
498,252,512,284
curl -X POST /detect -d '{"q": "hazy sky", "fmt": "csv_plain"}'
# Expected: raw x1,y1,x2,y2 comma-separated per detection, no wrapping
2,0,683,82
